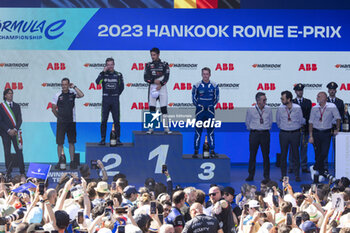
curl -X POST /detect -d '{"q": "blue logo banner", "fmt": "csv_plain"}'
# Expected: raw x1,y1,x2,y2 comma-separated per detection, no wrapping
69,9,350,51
27,163,51,180
12,182,36,193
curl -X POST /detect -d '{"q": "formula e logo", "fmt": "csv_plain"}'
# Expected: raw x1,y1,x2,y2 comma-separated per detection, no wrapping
0,19,66,40
143,110,161,129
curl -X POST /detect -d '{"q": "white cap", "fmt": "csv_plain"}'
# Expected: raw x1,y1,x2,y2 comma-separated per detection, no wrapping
98,228,112,233
248,200,260,208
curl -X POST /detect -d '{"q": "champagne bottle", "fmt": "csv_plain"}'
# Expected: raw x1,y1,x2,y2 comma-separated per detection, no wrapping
110,124,117,147
203,136,210,159
60,150,66,170
343,104,349,132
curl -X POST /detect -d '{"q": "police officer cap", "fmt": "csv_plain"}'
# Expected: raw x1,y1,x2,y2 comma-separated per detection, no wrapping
327,82,338,89
293,83,304,91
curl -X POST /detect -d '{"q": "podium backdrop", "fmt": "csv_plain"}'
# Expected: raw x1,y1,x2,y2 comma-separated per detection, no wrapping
0,8,349,163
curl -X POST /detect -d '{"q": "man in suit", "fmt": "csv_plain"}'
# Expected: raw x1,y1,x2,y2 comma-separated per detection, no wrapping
289,83,312,174
0,88,25,178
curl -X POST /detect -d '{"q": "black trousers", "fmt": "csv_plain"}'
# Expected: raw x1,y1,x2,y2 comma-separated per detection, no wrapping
248,130,270,179
1,133,25,175
312,129,331,175
289,131,309,170
101,96,120,139
279,130,301,177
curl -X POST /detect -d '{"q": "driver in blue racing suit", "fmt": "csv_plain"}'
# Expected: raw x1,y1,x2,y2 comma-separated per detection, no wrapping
192,67,219,158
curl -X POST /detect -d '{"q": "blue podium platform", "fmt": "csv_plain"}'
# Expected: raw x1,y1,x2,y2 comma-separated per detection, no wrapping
85,131,230,183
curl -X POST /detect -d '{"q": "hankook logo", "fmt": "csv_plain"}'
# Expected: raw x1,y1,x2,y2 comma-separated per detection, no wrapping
217,83,240,89
0,63,29,69
168,103,194,108
126,83,148,88
84,63,105,68
252,64,281,70
41,83,61,89
335,64,350,70
169,63,198,70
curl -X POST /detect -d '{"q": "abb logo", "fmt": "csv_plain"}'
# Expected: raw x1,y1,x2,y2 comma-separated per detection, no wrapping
4,82,23,90
215,63,234,71
47,102,53,110
215,102,234,110
89,83,102,90
131,102,149,110
173,83,192,90
298,64,317,71
340,83,350,90
257,83,276,90
131,63,147,70
47,63,66,70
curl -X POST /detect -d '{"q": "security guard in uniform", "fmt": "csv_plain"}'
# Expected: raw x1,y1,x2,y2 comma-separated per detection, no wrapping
289,83,312,174
96,57,124,145
327,81,344,120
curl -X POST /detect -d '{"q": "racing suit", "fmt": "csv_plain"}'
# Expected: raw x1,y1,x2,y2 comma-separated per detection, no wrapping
96,70,124,141
144,59,170,131
192,80,219,151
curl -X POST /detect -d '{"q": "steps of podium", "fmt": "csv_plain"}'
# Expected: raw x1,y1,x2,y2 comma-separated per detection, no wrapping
85,131,230,183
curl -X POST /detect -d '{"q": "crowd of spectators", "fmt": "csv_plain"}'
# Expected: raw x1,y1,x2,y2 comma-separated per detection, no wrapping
0,162,349,233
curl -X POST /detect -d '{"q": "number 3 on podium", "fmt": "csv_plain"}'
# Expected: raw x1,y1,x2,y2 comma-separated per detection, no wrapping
198,162,216,180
